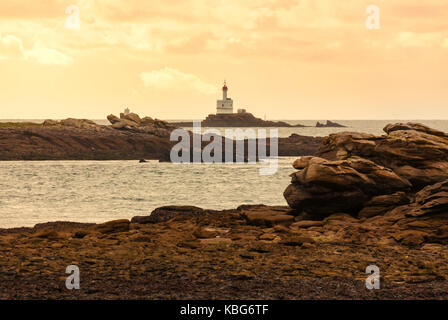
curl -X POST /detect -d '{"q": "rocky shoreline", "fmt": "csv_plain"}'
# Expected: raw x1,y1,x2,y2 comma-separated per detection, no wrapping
1,203,448,299
0,113,321,161
171,112,346,128
1,122,448,299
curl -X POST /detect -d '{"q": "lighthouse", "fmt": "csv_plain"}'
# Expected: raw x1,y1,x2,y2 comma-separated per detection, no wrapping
216,81,234,114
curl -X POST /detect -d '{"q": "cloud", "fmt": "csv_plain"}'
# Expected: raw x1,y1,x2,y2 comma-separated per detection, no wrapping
0,34,26,59
443,39,448,48
26,44,73,65
396,32,443,48
141,67,216,95
0,34,73,65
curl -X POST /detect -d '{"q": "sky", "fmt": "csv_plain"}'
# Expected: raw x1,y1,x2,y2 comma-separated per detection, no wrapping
0,0,447,120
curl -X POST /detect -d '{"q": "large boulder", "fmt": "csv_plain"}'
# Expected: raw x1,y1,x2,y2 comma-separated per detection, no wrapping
107,114,120,124
107,113,176,137
120,112,141,124
285,122,448,219
316,122,448,189
111,119,138,130
141,116,154,125
284,156,411,218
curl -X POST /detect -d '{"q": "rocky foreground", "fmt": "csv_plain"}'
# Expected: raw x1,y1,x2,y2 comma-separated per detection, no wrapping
0,203,448,300
0,122,448,299
0,113,321,161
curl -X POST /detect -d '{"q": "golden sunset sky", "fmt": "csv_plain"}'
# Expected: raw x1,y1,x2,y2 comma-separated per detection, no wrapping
0,0,447,120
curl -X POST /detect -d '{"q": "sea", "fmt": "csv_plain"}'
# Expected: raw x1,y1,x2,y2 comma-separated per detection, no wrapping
1,119,447,228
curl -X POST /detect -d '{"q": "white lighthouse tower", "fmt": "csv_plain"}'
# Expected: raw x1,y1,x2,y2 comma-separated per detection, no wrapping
216,81,234,114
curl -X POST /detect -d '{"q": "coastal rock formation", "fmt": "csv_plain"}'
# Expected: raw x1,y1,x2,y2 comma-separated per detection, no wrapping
107,112,176,137
0,121,175,161
171,112,306,128
0,120,321,161
284,122,448,219
284,156,411,218
315,122,448,188
131,206,205,224
2,203,448,299
315,120,346,128
43,118,99,129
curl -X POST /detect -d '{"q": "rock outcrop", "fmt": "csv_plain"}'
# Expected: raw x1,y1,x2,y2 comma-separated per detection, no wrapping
315,120,346,128
171,112,307,128
284,122,448,219
0,119,175,161
107,112,176,137
315,122,448,188
0,120,321,161
284,156,412,218
131,206,205,224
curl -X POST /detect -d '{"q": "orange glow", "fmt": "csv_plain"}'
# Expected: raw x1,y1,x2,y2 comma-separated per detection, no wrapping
0,0,447,120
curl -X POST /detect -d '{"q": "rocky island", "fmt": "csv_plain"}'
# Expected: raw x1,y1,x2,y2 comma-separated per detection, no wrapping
1,122,448,299
171,112,307,127
171,112,346,128
0,112,321,161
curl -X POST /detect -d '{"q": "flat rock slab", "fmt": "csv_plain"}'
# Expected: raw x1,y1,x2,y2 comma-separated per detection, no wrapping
242,211,295,227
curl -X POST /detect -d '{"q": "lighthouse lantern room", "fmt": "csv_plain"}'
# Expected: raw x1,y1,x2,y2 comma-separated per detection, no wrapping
216,81,234,114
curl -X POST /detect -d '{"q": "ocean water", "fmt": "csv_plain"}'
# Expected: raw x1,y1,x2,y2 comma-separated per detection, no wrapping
0,158,295,228
1,119,448,228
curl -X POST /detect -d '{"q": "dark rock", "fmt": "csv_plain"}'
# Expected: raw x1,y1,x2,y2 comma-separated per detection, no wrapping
0,121,175,161
280,236,314,246
284,156,411,218
406,180,448,217
243,212,294,227
0,113,321,161
73,230,90,239
131,206,205,224
240,205,295,227
358,192,410,218
31,229,64,240
94,219,130,234
172,112,306,127
316,120,346,128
